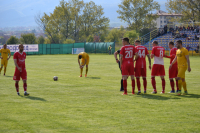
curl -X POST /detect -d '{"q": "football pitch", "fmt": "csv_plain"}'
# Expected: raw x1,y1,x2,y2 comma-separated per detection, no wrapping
0,54,200,133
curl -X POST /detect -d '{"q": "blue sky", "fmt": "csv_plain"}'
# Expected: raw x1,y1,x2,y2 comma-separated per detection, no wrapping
0,0,167,27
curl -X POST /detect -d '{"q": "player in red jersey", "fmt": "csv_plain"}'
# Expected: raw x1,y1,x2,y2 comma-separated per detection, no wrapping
13,44,29,96
134,40,151,94
151,41,166,94
120,38,138,95
164,41,179,93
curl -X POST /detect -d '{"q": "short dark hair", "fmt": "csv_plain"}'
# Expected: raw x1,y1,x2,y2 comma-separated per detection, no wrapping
176,40,182,45
168,41,174,46
78,55,82,59
153,41,158,45
135,40,140,43
122,38,129,43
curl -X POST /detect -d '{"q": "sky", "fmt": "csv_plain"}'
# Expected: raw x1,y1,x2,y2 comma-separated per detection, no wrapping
0,0,168,28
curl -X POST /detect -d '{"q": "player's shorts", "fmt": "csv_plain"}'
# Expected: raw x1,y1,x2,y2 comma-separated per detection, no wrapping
135,67,146,78
151,64,165,77
177,67,187,79
1,59,8,67
169,65,178,79
81,57,89,66
121,62,134,76
13,67,27,81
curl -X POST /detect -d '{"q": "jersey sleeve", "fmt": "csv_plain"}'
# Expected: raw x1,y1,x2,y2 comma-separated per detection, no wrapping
120,47,124,56
8,49,11,55
145,47,149,55
184,49,189,56
13,53,17,60
0,49,2,54
151,47,155,55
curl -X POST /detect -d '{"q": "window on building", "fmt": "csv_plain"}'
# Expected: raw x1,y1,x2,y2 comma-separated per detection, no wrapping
161,21,162,23
160,16,162,19
164,21,166,23
161,25,163,27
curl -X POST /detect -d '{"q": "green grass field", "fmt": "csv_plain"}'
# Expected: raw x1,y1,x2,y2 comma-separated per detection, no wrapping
0,54,200,133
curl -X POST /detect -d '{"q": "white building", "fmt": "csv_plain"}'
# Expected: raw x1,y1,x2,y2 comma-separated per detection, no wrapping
155,10,182,29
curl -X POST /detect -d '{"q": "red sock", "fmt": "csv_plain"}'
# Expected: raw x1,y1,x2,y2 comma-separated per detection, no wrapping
162,79,165,92
123,80,127,94
23,83,27,92
176,80,179,91
15,83,19,92
136,78,140,92
170,79,175,91
132,79,135,93
151,77,156,92
143,78,147,91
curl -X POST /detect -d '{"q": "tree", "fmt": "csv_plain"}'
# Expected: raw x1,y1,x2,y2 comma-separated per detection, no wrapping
87,35,94,42
20,33,37,44
7,36,19,44
123,30,139,45
44,38,51,44
105,27,126,44
37,36,45,44
166,0,200,22
117,0,160,31
63,39,75,44
35,0,109,43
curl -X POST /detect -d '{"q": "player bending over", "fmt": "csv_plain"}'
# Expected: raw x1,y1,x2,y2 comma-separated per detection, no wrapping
78,52,89,77
120,38,137,95
170,40,191,95
164,41,179,93
13,44,29,96
0,44,11,76
151,41,166,94
114,49,124,91
134,40,151,94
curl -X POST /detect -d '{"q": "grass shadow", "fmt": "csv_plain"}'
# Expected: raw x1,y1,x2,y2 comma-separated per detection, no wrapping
5,75,13,78
140,94,181,100
86,77,101,79
20,95,46,101
181,94,200,99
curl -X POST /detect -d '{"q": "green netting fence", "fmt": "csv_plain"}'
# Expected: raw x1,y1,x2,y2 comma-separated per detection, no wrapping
0,42,115,55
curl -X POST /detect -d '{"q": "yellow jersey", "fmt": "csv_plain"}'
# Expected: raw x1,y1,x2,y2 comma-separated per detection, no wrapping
176,47,189,68
0,48,11,60
78,52,89,60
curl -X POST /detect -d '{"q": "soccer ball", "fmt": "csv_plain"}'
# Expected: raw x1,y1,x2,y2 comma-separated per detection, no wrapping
53,76,58,81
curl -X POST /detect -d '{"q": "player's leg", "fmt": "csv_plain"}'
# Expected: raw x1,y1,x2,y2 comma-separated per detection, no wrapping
142,68,147,94
22,69,29,96
182,78,188,95
0,60,4,74
3,60,8,75
151,64,157,94
122,75,128,95
119,62,124,91
129,64,135,94
169,78,175,93
176,67,186,95
131,75,135,94
160,76,165,94
15,81,20,95
80,59,84,77
85,57,89,77
135,68,141,94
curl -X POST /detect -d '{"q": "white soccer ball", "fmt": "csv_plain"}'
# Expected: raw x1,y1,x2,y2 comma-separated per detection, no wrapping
53,76,58,81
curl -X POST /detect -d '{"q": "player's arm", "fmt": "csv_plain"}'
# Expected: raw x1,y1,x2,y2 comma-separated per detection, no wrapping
114,51,119,63
14,59,21,72
8,50,11,60
134,53,139,61
169,56,177,69
120,54,123,69
164,54,175,59
147,54,151,70
185,55,191,72
0,50,2,59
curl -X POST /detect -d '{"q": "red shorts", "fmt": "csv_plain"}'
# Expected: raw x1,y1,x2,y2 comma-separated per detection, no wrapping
122,62,134,76
151,64,165,76
135,67,146,78
13,67,27,81
169,65,178,79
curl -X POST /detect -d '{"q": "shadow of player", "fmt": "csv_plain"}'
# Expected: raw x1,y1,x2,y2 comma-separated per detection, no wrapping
20,95,46,101
86,77,101,79
5,75,13,78
180,94,200,99
140,94,181,100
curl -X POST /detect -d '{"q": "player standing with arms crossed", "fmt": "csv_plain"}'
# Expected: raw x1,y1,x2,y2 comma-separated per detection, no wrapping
164,41,179,93
0,44,11,76
78,52,89,77
120,38,137,95
170,40,191,95
114,49,124,91
151,41,166,94
13,44,29,96
134,40,151,94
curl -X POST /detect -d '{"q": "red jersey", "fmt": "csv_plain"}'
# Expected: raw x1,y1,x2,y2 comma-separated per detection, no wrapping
169,47,177,64
135,45,149,68
120,45,135,64
13,51,26,69
151,46,165,65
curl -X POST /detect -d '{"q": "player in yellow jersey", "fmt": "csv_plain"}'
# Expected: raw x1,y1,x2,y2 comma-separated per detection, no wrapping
170,40,191,95
78,52,89,77
0,44,11,76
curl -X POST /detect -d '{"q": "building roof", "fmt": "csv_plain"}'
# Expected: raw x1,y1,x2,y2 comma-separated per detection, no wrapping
157,10,182,16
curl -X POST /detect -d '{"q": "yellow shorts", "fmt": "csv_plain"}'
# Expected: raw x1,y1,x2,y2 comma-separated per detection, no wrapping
81,57,89,66
177,67,187,79
1,59,8,67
